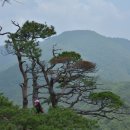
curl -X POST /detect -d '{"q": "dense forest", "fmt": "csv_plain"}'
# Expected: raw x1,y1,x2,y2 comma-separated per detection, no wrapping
0,20,129,130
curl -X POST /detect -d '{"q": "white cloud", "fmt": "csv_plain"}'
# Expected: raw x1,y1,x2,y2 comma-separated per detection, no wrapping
34,0,129,35
0,0,130,45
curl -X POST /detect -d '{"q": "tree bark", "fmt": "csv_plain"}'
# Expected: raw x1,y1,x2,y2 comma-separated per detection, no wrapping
49,78,57,108
31,61,39,106
21,84,28,109
17,53,28,108
37,59,57,107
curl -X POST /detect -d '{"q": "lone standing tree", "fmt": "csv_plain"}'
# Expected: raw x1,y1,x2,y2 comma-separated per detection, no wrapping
0,20,56,108
36,49,124,119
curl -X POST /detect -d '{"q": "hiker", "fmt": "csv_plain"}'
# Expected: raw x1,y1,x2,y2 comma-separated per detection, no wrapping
34,99,44,113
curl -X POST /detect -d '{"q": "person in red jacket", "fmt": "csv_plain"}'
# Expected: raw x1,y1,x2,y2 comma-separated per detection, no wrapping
34,99,44,113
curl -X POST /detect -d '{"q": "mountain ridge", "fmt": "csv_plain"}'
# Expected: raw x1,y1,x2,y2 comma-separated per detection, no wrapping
0,30,130,103
41,30,130,82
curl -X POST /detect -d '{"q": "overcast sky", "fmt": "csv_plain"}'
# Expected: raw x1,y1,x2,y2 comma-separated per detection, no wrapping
0,0,130,45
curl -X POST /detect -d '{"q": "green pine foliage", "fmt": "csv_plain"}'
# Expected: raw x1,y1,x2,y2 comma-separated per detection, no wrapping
50,51,82,64
89,91,123,109
0,94,98,130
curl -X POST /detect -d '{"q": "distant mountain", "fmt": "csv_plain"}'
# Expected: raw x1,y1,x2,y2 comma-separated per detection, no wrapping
41,30,130,82
0,46,16,72
1,30,130,103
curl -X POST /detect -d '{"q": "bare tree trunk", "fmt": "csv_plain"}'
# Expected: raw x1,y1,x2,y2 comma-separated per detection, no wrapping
37,60,57,107
49,78,57,108
21,83,28,109
17,53,28,108
31,61,39,106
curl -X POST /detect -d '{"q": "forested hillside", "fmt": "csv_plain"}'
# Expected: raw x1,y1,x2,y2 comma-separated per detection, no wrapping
1,30,130,81
1,30,130,103
0,25,130,130
42,30,130,82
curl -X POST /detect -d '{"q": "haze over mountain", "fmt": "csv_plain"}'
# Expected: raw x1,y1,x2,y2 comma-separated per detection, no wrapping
0,30,130,103
0,46,17,72
41,30,130,82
